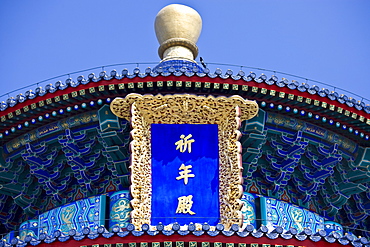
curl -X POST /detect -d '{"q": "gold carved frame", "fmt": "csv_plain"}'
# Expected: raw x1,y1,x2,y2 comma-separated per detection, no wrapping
110,93,258,230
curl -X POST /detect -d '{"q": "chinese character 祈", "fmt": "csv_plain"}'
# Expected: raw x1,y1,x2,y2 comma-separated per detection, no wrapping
176,164,195,185
176,195,196,215
175,134,195,153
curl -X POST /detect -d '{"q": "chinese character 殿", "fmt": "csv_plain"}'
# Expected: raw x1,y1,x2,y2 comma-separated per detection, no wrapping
176,195,196,215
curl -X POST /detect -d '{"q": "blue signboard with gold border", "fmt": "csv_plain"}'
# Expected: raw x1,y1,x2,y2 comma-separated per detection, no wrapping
110,94,259,229
151,124,219,225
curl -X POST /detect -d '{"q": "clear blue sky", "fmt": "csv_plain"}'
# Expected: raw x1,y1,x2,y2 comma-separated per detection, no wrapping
1,0,370,103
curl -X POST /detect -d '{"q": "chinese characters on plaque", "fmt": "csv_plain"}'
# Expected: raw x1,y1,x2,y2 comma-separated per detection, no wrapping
175,134,196,213
151,124,219,225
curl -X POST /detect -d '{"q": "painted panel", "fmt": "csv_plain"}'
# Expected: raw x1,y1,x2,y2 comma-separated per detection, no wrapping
151,124,219,225
109,190,132,230
19,219,38,240
38,195,106,235
260,197,324,232
266,112,357,153
5,111,99,153
241,192,257,229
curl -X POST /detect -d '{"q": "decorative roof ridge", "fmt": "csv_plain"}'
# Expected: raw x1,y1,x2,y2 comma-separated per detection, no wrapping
1,66,369,115
2,223,366,247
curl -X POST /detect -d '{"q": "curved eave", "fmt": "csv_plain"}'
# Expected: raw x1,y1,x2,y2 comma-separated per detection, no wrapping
1,75,369,146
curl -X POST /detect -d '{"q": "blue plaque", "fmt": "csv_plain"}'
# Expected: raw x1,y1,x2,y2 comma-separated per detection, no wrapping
151,124,219,225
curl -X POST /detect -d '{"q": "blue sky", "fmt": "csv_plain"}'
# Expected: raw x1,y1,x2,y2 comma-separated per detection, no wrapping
0,0,370,103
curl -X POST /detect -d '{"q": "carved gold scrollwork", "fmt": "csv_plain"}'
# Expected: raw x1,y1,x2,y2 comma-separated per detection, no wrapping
110,93,258,230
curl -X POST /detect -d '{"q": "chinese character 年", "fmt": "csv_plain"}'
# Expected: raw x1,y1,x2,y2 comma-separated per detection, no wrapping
176,164,195,185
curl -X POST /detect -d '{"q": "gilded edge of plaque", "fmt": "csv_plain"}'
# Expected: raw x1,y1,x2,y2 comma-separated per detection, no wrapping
110,93,259,230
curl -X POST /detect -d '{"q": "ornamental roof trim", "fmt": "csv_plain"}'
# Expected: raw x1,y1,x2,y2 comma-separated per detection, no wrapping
2,223,368,247
1,63,370,146
1,64,368,114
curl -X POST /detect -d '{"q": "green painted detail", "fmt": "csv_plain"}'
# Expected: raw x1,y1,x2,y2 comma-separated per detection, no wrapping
243,109,265,134
89,87,96,93
5,111,99,153
165,242,172,247
189,242,197,247
338,182,367,196
195,82,201,88
222,83,229,89
167,81,173,87
226,244,234,247
98,105,121,132
261,88,267,94
176,242,184,247
214,83,220,89
270,90,275,96
356,147,370,166
157,81,163,87
185,81,192,87
129,243,137,247
232,84,238,90
202,242,210,247
176,81,182,87
241,109,267,178
242,85,248,91
266,112,357,153
279,92,285,98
